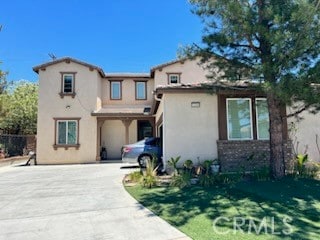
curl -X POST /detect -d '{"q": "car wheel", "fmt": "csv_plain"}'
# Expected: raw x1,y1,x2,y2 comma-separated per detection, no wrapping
138,155,152,168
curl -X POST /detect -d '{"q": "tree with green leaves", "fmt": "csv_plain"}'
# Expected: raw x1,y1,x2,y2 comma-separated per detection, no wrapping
0,82,38,134
0,66,7,94
0,64,8,126
187,0,320,178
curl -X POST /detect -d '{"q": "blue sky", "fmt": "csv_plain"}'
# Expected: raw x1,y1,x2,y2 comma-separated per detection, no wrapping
0,0,203,82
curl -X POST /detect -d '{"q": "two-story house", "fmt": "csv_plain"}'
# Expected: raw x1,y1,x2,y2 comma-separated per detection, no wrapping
33,57,319,171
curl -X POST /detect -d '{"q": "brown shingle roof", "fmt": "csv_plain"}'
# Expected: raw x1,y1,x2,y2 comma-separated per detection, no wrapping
105,73,150,78
91,105,152,117
33,57,106,77
154,80,255,94
150,58,188,76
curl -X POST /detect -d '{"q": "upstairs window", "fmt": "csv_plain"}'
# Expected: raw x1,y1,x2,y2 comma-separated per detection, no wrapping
110,81,122,100
167,73,181,84
135,81,147,100
60,72,76,98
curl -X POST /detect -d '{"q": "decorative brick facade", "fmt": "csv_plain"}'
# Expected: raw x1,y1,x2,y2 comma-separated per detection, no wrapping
217,140,293,172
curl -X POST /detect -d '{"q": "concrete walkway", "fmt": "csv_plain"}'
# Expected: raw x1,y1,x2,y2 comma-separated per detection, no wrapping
0,163,190,240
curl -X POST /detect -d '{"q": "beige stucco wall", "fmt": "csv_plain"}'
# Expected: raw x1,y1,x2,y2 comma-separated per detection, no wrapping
288,108,320,162
101,120,137,159
96,72,102,110
153,58,212,88
36,61,101,164
101,78,154,106
162,93,219,167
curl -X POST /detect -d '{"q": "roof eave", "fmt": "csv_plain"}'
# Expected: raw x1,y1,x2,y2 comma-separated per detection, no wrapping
91,112,152,118
33,57,106,77
150,58,188,76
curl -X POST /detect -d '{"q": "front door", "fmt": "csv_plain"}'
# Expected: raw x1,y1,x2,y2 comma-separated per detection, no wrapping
137,120,153,140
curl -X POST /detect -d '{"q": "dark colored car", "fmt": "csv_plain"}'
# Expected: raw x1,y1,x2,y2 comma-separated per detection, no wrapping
121,137,162,168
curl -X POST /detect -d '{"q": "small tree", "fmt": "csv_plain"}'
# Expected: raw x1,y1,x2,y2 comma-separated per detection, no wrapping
186,0,320,178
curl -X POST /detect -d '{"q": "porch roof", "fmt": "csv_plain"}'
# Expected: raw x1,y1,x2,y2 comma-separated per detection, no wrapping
91,105,152,117
153,80,256,95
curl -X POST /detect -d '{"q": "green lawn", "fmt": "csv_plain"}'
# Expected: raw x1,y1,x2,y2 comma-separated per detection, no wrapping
126,177,320,240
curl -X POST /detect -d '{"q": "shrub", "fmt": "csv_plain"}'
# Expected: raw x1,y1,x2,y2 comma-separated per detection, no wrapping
183,159,193,171
141,158,159,188
128,171,143,183
141,175,157,188
202,160,214,171
300,161,320,179
168,156,181,176
197,160,215,187
198,174,215,187
212,172,243,184
170,171,192,189
296,154,308,175
253,166,270,181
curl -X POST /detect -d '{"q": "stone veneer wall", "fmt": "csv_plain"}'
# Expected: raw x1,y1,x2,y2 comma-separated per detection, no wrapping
217,140,293,172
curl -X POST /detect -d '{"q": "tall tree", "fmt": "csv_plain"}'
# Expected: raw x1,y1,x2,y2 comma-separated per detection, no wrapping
0,82,38,135
187,0,320,178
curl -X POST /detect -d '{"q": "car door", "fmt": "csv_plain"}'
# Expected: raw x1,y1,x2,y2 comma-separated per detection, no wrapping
144,138,162,162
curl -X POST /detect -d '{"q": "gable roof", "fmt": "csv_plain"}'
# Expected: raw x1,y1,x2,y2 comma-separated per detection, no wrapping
33,57,106,77
150,58,188,77
151,58,186,71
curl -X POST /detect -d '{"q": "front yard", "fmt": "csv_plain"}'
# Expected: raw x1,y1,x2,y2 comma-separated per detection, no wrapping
126,177,320,240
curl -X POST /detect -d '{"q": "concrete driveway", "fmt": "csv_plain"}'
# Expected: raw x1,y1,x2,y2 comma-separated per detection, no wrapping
0,163,189,240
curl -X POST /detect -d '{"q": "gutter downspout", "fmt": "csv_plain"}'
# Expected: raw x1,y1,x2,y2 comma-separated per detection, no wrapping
154,92,162,102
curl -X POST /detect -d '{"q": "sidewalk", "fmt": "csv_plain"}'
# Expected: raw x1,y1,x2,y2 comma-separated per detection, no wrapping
0,156,29,168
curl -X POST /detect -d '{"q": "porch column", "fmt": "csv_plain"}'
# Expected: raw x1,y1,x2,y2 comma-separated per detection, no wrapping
122,119,133,144
96,119,105,161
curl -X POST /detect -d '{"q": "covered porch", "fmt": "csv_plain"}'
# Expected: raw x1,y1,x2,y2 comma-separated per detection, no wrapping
92,106,155,161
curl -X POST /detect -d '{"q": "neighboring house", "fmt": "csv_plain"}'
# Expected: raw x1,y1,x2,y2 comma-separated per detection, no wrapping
33,57,319,170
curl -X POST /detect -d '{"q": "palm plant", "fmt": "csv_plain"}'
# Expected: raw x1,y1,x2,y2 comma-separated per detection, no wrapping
168,156,181,176
296,154,308,175
183,159,193,172
141,158,159,188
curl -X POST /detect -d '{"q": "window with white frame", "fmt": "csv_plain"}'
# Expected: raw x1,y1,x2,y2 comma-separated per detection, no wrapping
256,98,269,139
227,98,253,140
57,120,78,145
110,81,122,100
168,73,181,84
135,81,147,100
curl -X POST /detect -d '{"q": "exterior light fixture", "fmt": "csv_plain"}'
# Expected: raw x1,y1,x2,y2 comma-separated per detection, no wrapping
191,102,200,108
